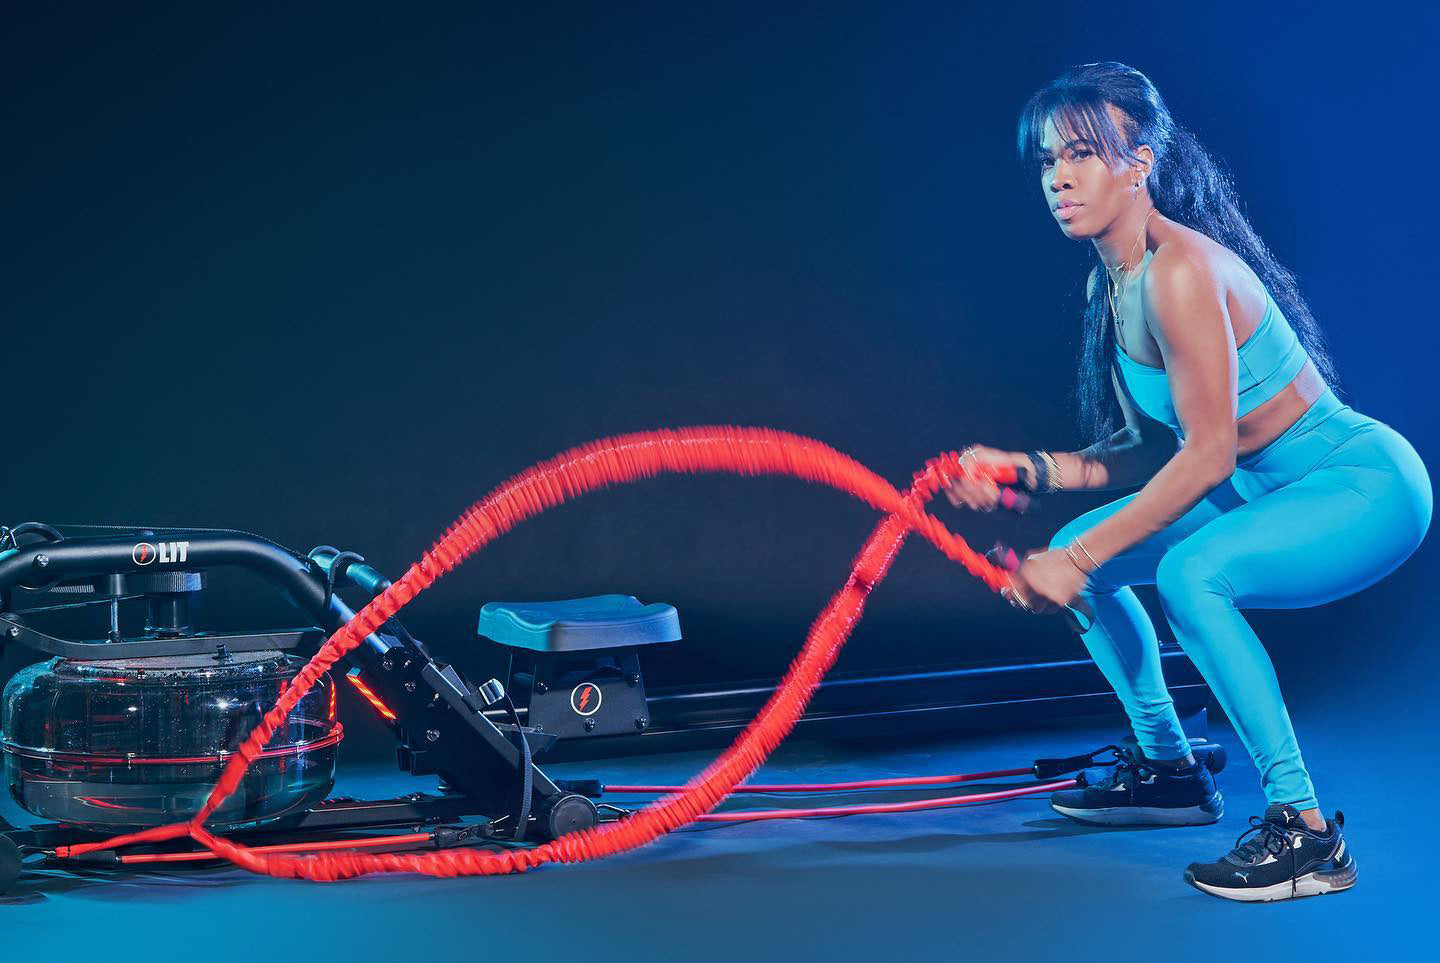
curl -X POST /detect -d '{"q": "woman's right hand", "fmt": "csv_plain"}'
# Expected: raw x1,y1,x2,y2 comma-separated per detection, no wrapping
943,445,1032,512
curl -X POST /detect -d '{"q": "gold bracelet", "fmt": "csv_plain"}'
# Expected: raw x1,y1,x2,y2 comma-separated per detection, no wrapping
1038,450,1064,492
1071,536,1101,571
1062,544,1093,575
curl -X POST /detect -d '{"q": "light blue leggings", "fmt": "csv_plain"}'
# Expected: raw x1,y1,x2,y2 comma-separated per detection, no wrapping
1048,388,1432,811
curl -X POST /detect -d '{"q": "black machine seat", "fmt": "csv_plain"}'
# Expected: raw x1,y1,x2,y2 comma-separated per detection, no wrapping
477,595,681,653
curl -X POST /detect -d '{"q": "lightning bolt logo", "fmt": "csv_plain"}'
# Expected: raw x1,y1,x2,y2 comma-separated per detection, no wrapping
571,682,602,716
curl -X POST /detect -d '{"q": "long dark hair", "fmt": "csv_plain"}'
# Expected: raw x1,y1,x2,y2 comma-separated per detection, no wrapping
1015,62,1343,444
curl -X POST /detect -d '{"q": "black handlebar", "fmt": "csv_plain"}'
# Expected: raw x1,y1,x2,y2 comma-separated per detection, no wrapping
0,525,394,658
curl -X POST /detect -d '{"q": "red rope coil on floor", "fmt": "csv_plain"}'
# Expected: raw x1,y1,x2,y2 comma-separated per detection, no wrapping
61,426,1025,880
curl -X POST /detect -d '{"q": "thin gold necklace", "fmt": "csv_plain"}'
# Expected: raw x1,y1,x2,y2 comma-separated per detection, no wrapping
1107,207,1157,353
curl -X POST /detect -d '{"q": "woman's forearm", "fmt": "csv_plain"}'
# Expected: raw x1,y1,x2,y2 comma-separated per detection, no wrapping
1050,428,1176,492
1066,445,1235,566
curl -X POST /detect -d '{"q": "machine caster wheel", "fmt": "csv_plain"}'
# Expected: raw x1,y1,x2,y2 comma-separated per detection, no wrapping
542,793,598,839
0,835,20,897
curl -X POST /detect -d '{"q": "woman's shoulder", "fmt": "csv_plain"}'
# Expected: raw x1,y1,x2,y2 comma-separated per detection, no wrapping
1142,224,1221,287
1087,219,1253,305
1141,225,1263,315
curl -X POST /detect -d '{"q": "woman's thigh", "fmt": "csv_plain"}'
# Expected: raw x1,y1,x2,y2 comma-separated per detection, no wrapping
1159,424,1433,608
1048,478,1248,594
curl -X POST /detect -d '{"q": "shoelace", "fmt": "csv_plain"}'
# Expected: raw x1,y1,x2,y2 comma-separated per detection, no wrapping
1230,814,1327,897
1090,746,1157,800
1230,816,1292,865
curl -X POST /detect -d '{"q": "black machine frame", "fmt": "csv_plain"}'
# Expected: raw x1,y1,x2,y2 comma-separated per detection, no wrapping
0,521,600,888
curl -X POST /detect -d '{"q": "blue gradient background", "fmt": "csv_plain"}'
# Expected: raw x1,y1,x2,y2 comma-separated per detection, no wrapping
2,1,1435,953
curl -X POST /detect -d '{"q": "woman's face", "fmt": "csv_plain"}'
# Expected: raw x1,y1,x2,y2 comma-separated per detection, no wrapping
1037,108,1138,239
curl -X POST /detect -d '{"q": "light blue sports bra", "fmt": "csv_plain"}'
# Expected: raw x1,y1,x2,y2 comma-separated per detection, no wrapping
1113,252,1310,438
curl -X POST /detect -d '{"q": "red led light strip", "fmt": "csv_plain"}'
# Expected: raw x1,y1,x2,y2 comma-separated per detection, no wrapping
2,726,343,766
344,669,398,723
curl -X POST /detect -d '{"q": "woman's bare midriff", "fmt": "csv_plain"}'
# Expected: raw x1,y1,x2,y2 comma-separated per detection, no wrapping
1234,358,1327,458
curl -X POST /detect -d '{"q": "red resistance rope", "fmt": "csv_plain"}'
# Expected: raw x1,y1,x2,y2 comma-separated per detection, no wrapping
115,833,434,865
57,426,1052,881
608,766,1079,823
608,765,1044,794
111,779,1082,860
691,780,1077,823
103,773,1081,862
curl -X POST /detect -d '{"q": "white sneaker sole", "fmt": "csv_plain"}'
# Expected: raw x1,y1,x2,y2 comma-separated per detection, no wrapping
1050,801,1223,826
1185,861,1358,902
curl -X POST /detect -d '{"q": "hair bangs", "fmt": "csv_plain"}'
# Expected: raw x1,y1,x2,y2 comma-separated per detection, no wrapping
1017,89,1133,176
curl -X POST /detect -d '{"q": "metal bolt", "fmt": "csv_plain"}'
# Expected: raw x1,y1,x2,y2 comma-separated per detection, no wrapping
6,626,19,639
426,729,440,742
584,718,596,732
626,673,641,686
404,681,417,692
535,682,548,694
34,554,49,568
635,716,649,731
382,658,395,671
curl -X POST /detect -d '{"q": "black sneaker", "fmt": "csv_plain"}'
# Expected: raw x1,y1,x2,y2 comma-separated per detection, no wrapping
1184,803,1357,902
1050,744,1224,826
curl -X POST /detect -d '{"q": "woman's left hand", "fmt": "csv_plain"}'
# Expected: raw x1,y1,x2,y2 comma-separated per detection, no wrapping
1003,548,1088,615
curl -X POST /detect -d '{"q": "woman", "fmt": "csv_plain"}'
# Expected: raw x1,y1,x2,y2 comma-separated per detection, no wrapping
945,62,1432,902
